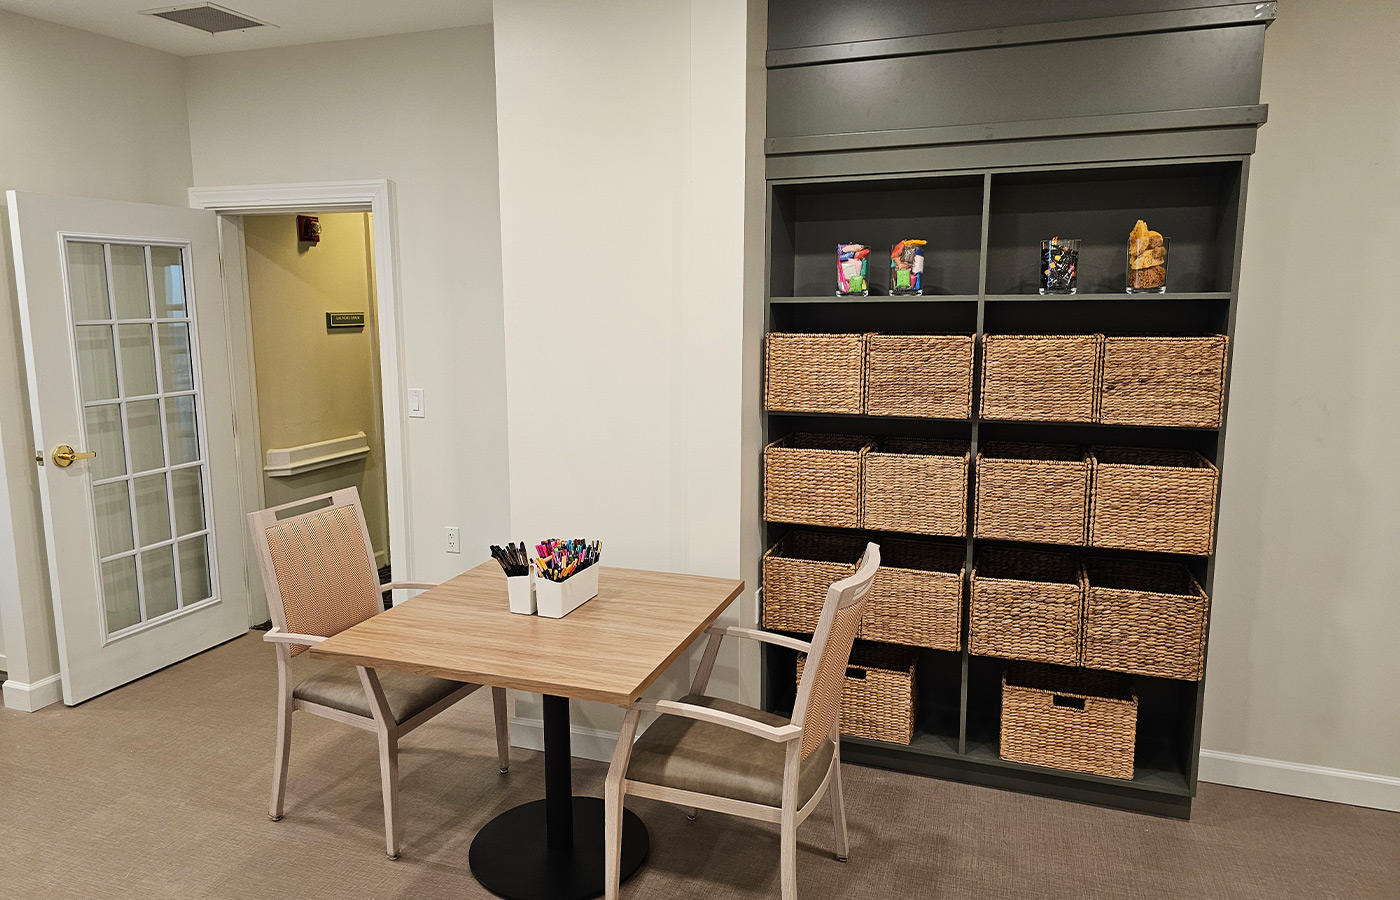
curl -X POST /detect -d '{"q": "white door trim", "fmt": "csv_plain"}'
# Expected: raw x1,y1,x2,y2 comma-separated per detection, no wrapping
187,180,413,611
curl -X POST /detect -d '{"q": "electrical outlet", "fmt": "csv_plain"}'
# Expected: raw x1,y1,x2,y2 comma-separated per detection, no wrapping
445,526,460,554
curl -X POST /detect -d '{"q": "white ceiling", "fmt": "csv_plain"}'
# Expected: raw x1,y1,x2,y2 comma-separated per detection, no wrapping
0,0,494,56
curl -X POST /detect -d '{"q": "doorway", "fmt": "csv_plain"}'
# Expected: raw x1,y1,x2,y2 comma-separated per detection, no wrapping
240,211,391,623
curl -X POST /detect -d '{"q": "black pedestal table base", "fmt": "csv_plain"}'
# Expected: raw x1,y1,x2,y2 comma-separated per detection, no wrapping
469,694,649,900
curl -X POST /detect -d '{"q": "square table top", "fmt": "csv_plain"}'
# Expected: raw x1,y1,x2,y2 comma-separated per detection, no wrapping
310,562,744,706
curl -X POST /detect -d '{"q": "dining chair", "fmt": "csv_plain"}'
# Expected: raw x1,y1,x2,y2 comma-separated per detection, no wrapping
604,542,881,900
248,487,510,859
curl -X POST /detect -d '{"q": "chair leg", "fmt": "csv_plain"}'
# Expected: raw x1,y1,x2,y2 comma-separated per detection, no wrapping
830,759,849,861
492,686,511,773
377,728,401,859
780,806,798,900
269,692,292,821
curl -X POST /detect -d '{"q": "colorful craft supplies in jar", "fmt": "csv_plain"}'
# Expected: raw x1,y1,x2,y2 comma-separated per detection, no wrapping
837,243,870,296
1040,237,1080,294
889,240,926,296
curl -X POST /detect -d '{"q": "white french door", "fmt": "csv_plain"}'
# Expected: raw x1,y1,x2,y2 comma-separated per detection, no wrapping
8,191,247,705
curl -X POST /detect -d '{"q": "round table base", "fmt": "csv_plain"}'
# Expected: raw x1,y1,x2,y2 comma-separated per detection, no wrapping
468,797,649,900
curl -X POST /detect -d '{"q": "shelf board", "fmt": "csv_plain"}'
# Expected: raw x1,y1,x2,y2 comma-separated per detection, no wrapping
977,416,1219,433
766,410,972,424
769,295,979,304
984,292,1230,302
964,739,1191,796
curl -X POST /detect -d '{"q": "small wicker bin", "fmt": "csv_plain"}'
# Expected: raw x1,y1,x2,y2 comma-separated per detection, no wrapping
1083,557,1209,681
762,532,965,650
1089,447,1220,555
1099,335,1229,428
865,334,974,419
863,438,970,537
763,433,872,529
1000,662,1137,780
797,642,917,745
970,547,1084,666
975,442,1090,546
980,334,1102,423
764,333,865,414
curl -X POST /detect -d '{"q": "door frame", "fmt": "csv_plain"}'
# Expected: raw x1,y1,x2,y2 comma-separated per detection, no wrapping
187,180,412,624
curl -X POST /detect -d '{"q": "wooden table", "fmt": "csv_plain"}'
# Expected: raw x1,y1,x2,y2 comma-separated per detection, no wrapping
312,562,744,900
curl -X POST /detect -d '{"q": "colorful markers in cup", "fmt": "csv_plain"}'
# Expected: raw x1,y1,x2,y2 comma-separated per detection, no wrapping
533,538,601,582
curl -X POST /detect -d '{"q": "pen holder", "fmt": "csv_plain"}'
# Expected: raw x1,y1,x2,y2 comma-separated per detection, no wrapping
534,565,599,619
507,574,535,615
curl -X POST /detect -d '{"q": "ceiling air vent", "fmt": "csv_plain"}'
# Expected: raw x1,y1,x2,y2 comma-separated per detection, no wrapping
142,3,272,35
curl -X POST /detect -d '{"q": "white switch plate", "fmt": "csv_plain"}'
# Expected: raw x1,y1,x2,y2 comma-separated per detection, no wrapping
445,526,460,554
408,388,425,418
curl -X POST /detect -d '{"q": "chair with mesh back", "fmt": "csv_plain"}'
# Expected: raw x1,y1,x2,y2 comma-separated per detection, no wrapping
603,542,880,900
248,487,510,859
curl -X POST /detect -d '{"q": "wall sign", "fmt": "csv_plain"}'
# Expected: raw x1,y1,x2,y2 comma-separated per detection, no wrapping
326,311,366,329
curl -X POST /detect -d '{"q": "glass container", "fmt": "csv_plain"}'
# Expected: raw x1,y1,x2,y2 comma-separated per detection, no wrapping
1127,226,1169,293
1040,238,1080,295
836,243,870,296
889,240,926,296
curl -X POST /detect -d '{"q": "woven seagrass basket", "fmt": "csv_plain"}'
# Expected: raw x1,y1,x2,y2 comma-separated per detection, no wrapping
862,438,970,537
865,333,974,419
762,433,872,529
1089,447,1220,555
970,547,1084,666
975,442,1090,546
1098,335,1228,428
764,332,865,414
797,642,917,745
1083,557,1209,681
980,333,1102,422
1000,662,1137,780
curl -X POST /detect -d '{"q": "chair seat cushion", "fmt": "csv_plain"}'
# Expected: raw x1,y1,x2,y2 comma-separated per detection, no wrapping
625,694,834,809
294,664,469,724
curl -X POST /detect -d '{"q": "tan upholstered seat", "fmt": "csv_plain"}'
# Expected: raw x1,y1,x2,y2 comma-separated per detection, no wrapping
294,666,464,725
627,695,834,808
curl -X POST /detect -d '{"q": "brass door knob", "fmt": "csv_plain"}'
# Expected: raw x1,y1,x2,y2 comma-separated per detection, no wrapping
52,444,97,468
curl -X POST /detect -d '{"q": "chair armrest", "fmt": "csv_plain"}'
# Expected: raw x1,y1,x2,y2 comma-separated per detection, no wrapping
632,698,801,743
705,625,812,654
263,628,326,646
383,581,436,591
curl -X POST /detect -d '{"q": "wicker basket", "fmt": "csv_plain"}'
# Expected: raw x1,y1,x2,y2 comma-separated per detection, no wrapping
975,442,1090,546
797,642,917,744
762,532,965,650
970,547,1084,666
980,334,1102,422
764,333,865,414
862,438,970,537
1000,662,1137,780
1083,557,1209,681
1089,447,1220,555
1099,335,1229,428
865,334,974,419
763,433,872,529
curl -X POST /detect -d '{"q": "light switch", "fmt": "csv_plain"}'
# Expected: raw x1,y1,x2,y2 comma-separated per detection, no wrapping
408,388,425,418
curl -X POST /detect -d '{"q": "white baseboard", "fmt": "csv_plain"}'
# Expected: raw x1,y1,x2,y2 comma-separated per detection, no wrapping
510,717,620,764
2,673,63,712
1199,749,1400,813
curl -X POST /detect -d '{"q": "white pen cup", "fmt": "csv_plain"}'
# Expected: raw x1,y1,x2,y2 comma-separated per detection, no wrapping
507,573,535,615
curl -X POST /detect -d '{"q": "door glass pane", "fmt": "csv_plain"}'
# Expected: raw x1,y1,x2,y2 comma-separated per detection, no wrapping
151,246,187,318
84,404,126,479
170,467,205,536
75,326,118,402
164,396,200,465
92,481,134,558
126,400,165,472
132,473,171,546
66,242,110,321
141,545,178,618
110,244,151,319
117,324,158,397
178,537,212,604
102,556,141,634
157,322,194,392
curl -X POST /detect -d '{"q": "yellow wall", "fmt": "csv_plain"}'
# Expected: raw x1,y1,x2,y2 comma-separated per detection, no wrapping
242,212,390,564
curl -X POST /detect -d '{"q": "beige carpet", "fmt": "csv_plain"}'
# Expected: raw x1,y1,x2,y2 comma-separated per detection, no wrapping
1,633,1396,899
